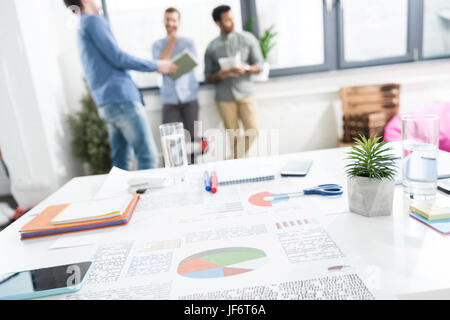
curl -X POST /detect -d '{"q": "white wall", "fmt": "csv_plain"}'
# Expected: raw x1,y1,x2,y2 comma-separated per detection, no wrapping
0,0,85,207
0,162,10,196
144,58,450,161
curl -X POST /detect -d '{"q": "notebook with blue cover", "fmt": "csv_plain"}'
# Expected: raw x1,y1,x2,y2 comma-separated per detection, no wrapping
410,211,450,235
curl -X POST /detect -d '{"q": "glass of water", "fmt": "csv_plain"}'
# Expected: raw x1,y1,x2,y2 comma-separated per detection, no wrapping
402,114,440,200
159,122,188,168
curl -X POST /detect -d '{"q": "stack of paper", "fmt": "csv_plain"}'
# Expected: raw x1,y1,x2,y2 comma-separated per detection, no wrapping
410,203,450,221
218,53,241,77
409,198,450,234
19,194,140,240
51,195,132,225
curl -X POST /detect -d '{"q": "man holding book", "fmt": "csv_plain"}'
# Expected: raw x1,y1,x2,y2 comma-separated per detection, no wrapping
152,7,202,152
205,5,264,159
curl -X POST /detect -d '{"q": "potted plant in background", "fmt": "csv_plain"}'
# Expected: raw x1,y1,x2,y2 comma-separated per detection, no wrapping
246,18,277,82
345,136,397,217
68,86,112,175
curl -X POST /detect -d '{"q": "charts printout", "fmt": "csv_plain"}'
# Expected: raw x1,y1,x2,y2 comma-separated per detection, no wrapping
56,166,389,300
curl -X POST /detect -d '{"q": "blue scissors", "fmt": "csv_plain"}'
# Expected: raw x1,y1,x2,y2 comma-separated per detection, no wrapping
264,184,344,202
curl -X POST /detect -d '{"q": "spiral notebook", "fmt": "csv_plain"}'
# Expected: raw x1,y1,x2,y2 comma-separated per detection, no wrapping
217,161,276,185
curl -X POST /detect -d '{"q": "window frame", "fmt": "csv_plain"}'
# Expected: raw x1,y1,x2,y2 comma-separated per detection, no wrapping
101,0,450,91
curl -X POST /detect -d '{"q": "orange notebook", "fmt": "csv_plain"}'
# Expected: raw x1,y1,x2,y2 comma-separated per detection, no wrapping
20,194,140,240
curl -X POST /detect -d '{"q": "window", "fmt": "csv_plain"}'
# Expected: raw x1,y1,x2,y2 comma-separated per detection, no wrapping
422,0,450,59
339,0,410,65
256,0,325,69
103,0,242,89
102,0,450,89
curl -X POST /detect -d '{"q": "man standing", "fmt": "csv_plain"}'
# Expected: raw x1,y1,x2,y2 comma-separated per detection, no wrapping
63,0,177,170
152,8,200,147
205,5,264,159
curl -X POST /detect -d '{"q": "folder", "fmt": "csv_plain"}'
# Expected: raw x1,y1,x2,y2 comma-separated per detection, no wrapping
19,194,140,240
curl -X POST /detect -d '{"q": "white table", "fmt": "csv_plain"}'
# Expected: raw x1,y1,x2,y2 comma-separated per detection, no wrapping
1,147,450,299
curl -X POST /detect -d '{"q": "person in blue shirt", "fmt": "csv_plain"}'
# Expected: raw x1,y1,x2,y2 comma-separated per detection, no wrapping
152,7,200,144
63,0,177,171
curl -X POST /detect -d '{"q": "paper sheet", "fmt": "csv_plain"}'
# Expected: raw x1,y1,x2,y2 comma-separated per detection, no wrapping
43,162,392,300
50,233,99,250
51,195,132,224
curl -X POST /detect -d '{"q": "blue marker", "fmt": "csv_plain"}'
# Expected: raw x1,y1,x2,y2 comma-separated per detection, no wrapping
203,171,211,192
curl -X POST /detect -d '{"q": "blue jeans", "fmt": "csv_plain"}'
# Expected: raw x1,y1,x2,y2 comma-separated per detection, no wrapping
98,102,159,170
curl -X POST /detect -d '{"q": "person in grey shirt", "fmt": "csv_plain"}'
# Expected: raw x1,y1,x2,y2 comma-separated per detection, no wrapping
205,5,264,159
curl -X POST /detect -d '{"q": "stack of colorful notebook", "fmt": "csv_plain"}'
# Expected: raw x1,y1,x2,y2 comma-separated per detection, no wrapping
410,203,450,235
19,194,140,240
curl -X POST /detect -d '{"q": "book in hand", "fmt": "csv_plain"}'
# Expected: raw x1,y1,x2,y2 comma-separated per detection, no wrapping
19,194,140,240
168,49,197,80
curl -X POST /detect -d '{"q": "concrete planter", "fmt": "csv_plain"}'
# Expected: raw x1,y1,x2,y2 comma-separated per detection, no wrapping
347,176,395,217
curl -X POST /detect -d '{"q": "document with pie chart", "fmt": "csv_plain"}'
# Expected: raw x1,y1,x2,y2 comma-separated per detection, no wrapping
177,247,267,279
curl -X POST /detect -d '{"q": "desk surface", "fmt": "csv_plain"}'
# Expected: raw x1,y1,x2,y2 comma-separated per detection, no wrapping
1,146,450,299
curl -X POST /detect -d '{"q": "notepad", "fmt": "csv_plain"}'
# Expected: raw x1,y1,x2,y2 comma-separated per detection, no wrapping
217,161,276,185
19,194,140,240
168,49,198,80
410,211,450,235
51,195,133,225
410,203,450,221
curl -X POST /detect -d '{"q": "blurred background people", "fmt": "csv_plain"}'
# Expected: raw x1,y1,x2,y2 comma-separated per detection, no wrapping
63,0,178,170
152,7,207,163
205,5,264,159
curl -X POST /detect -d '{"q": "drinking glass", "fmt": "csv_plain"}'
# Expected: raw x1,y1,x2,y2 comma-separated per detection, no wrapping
159,122,188,168
402,114,440,200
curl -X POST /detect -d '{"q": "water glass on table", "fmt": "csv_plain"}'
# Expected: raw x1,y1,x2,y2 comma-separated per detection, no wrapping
159,122,188,168
402,114,440,200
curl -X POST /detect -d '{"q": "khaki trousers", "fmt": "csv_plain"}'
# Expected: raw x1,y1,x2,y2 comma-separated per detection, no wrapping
216,95,259,159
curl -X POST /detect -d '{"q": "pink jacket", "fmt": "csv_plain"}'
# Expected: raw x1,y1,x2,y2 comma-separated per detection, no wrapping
384,102,450,152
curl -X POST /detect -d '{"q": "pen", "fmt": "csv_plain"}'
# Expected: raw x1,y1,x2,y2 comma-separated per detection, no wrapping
210,171,218,194
203,171,211,192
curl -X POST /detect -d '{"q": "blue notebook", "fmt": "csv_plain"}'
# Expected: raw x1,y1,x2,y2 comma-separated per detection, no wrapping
410,211,450,235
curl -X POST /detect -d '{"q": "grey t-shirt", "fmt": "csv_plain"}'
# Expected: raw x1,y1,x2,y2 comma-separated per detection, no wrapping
204,31,264,102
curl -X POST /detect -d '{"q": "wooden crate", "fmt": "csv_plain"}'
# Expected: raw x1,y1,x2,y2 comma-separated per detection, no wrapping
340,83,400,120
340,84,401,143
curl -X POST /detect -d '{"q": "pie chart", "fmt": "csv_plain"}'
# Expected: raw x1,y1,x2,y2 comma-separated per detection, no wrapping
177,247,267,279
248,192,290,207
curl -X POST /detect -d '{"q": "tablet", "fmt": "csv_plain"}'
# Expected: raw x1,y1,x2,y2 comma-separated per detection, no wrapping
0,261,92,300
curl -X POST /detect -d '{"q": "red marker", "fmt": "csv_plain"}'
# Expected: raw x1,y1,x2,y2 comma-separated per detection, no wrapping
210,171,218,194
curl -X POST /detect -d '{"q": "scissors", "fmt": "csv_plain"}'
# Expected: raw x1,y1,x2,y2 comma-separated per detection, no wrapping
264,184,344,202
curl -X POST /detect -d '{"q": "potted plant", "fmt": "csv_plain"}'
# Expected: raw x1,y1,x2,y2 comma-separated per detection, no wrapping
345,136,397,217
246,19,277,82
68,85,112,175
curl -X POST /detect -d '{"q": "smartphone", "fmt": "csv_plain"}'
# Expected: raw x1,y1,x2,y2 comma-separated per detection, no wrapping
281,160,313,177
0,261,92,300
438,178,450,195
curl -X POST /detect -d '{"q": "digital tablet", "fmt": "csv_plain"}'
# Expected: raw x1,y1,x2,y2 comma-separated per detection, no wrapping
0,261,92,300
